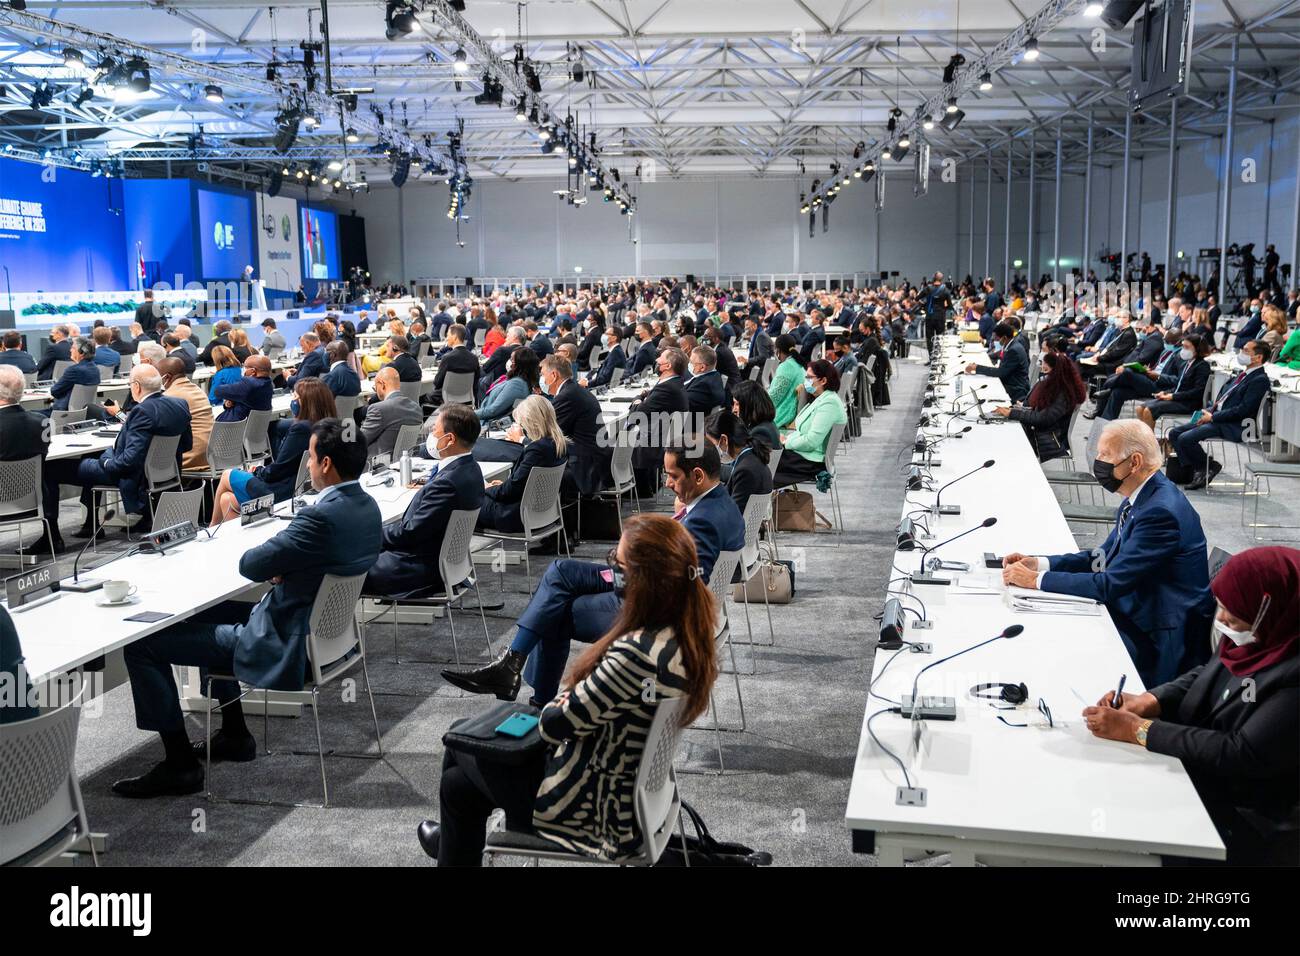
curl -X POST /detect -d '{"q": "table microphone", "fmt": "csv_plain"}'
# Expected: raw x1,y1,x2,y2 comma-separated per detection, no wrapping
918,425,972,451
912,516,997,585
62,522,106,593
931,459,995,517
901,624,1025,719
949,384,988,413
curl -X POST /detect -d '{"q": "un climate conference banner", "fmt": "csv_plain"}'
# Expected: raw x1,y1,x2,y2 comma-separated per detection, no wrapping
256,193,302,292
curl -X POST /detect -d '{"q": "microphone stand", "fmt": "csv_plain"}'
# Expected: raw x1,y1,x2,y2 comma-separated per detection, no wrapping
912,517,997,586
62,521,106,593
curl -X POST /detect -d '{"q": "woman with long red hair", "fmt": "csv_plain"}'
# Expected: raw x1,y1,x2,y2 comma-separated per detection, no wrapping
991,347,1087,462
418,513,719,865
1082,546,1299,865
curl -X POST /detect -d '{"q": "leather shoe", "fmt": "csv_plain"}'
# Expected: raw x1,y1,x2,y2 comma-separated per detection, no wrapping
416,820,441,860
441,648,527,700
29,535,67,556
1207,459,1223,484
191,730,257,764
111,761,204,799
72,521,96,539
1184,470,1209,491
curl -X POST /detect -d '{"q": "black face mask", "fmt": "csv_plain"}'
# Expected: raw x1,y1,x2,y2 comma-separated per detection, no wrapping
1092,456,1132,493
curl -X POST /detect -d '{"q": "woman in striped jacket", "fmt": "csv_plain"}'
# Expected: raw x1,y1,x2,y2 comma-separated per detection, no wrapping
420,514,718,865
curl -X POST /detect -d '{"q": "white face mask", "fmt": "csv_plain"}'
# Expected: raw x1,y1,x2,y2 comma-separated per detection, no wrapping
1236,350,1252,367
1180,347,1194,362
426,432,449,460
1214,618,1257,646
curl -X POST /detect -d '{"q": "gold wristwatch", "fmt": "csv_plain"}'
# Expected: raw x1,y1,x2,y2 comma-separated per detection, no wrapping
1135,719,1153,748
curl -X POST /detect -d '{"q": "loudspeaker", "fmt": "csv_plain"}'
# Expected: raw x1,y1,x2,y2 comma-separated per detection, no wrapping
0,310,14,330
685,274,696,285
267,169,283,197
273,117,299,154
1100,0,1144,30
391,153,411,188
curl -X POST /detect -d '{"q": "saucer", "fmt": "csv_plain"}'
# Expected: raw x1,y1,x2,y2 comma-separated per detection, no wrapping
96,593,140,608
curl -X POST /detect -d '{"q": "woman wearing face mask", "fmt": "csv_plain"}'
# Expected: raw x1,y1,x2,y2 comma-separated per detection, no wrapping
1083,546,1299,866
767,333,806,429
991,350,1086,462
1136,333,1214,430
477,347,539,424
704,408,772,515
772,359,847,488
477,396,567,534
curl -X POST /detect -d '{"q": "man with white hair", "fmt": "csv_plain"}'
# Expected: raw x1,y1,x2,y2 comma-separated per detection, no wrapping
0,365,61,552
1002,419,1215,687
44,364,192,536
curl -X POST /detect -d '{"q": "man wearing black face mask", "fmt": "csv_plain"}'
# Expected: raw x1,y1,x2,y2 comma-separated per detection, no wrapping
1001,420,1214,687
922,272,952,360
964,322,1030,403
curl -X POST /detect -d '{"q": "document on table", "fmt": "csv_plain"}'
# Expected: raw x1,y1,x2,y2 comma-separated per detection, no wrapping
1004,587,1102,615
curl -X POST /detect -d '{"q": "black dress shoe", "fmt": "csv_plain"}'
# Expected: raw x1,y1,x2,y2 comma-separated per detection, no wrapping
111,761,204,799
191,730,257,764
1184,471,1209,491
72,521,96,539
441,649,527,700
1207,459,1223,484
416,820,441,860
29,535,67,556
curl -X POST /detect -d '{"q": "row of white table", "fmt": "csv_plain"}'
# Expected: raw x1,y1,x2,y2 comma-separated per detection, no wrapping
844,336,1225,866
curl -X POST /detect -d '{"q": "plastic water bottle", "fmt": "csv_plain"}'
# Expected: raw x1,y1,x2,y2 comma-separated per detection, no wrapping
399,449,412,487
955,374,963,397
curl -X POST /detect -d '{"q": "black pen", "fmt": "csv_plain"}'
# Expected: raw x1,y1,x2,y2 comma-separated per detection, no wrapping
1111,674,1126,709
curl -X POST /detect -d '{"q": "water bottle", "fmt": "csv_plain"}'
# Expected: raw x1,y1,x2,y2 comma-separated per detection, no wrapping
955,375,963,397
399,449,412,487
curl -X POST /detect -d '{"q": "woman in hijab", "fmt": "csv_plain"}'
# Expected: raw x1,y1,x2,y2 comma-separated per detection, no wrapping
1083,546,1299,865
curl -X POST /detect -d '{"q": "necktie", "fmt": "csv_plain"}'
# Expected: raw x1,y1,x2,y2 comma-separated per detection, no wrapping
672,507,687,522
1215,372,1246,410
1106,500,1133,562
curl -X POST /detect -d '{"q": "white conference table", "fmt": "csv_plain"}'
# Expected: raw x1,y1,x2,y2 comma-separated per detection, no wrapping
1206,357,1300,451
12,459,512,687
844,337,1225,866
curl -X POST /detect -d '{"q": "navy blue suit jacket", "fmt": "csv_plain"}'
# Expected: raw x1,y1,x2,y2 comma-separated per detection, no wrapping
798,325,826,363
480,437,564,533
49,359,101,410
1042,470,1214,686
629,340,658,376
98,392,193,512
365,454,484,599
0,350,37,375
233,481,382,690
321,362,362,397
1233,314,1263,350
213,374,274,422
36,339,72,380
682,482,746,585
1211,366,1271,433
588,344,627,388
286,346,327,388
684,369,726,416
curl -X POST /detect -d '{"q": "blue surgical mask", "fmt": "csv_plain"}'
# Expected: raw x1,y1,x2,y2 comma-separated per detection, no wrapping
804,376,817,392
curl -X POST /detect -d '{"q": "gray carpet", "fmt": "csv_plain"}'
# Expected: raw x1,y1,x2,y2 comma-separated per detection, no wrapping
5,346,1291,865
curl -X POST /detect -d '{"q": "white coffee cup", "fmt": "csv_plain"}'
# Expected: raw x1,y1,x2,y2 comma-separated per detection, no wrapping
103,580,137,603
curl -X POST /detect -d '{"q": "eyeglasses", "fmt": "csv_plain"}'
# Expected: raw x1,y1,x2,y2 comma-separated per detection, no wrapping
997,697,1054,729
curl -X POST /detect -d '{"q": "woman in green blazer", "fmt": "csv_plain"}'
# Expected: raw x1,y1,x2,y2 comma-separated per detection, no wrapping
1278,326,1300,370
767,333,806,428
774,358,848,487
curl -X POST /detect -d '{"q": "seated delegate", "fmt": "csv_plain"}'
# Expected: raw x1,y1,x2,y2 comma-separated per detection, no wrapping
1081,546,1299,866
964,321,1030,404
478,395,566,534
442,442,744,705
1002,420,1215,687
1134,334,1213,430
767,334,805,428
364,404,485,600
416,514,719,865
773,359,847,488
730,379,780,452
705,408,773,515
991,350,1087,462
212,354,274,423
112,419,382,798
359,366,423,458
478,347,539,424
208,378,336,524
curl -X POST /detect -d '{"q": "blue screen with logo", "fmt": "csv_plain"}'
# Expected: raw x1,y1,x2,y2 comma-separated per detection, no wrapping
196,187,254,279
300,206,340,280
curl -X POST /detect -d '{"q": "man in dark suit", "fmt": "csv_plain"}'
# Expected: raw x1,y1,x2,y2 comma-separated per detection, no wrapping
1083,315,1138,377
964,322,1030,403
627,322,658,377
162,333,197,376
44,365,192,536
111,419,381,797
432,324,481,405
798,311,828,363
320,341,361,398
1170,338,1273,490
582,326,626,389
285,331,326,388
360,367,423,458
365,405,484,599
704,328,741,389
544,353,607,495
197,319,233,366
0,366,61,553
628,347,689,494
134,290,162,330
524,321,553,359
36,325,73,380
212,354,274,423
442,441,745,704
384,334,423,383
463,307,490,348
0,331,37,374
46,337,101,412
1002,420,1215,688
684,345,727,416
741,316,773,377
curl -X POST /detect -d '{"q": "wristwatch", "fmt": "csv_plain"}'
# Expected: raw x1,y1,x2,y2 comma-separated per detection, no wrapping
1135,719,1153,748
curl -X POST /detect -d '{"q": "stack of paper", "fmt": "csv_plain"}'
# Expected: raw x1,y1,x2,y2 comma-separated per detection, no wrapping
1004,588,1102,616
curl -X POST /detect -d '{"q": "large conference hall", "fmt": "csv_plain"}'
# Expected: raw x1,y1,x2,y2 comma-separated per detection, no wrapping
1,0,1298,898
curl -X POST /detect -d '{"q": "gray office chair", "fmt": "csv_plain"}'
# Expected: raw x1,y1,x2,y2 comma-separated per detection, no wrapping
51,361,72,381
97,365,113,383
151,488,203,530
67,383,98,413
242,409,275,466
117,354,135,376
334,394,360,420
49,408,87,436
680,549,746,776
578,424,640,540
478,463,569,593
398,379,424,404
185,418,249,512
0,682,96,866
0,456,56,562
733,492,777,674
441,370,476,407
390,422,424,460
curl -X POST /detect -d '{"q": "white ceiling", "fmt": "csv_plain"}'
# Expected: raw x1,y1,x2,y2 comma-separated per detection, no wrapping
1,0,1297,186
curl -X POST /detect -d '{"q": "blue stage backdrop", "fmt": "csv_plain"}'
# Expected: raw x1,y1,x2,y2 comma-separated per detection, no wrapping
0,155,128,292
196,186,255,280
300,205,341,281
123,179,195,289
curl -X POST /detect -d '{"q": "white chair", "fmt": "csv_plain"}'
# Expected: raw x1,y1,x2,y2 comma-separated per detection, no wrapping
733,493,777,673
760,357,776,387
681,549,746,775
482,696,690,867
0,681,96,866
608,366,625,389
821,421,846,532
473,328,487,349
204,572,382,809
0,456,56,563
398,379,424,405
334,394,360,420
51,360,72,382
90,432,182,542
97,365,113,383
478,463,568,593
185,418,248,513
49,408,86,435
151,488,203,530
578,423,639,539
441,370,476,407
117,354,135,376
67,383,98,413
1203,403,1269,497
390,422,424,459
362,508,495,668
241,408,275,465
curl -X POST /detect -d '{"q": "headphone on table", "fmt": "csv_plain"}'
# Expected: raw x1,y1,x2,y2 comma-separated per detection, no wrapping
969,682,1029,706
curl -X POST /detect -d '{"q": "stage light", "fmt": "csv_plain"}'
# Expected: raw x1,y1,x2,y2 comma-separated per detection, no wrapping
943,54,965,85
334,179,342,188
853,167,862,179
125,57,150,93
303,112,319,128
898,131,911,148
946,97,959,114
28,80,53,111
515,97,527,121
881,145,892,160
540,139,556,155
295,169,305,179
345,127,359,143
538,126,551,141
1022,37,1040,61
452,47,469,73
327,159,343,171
893,143,909,162
1084,2,1104,16
568,154,578,168
940,107,966,132
203,84,223,103
275,107,301,153
72,85,94,107
63,48,85,71
979,71,993,91
923,114,935,130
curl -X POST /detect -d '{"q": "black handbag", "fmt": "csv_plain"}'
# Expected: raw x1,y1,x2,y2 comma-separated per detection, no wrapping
442,701,546,766
654,801,773,867
1164,452,1195,485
